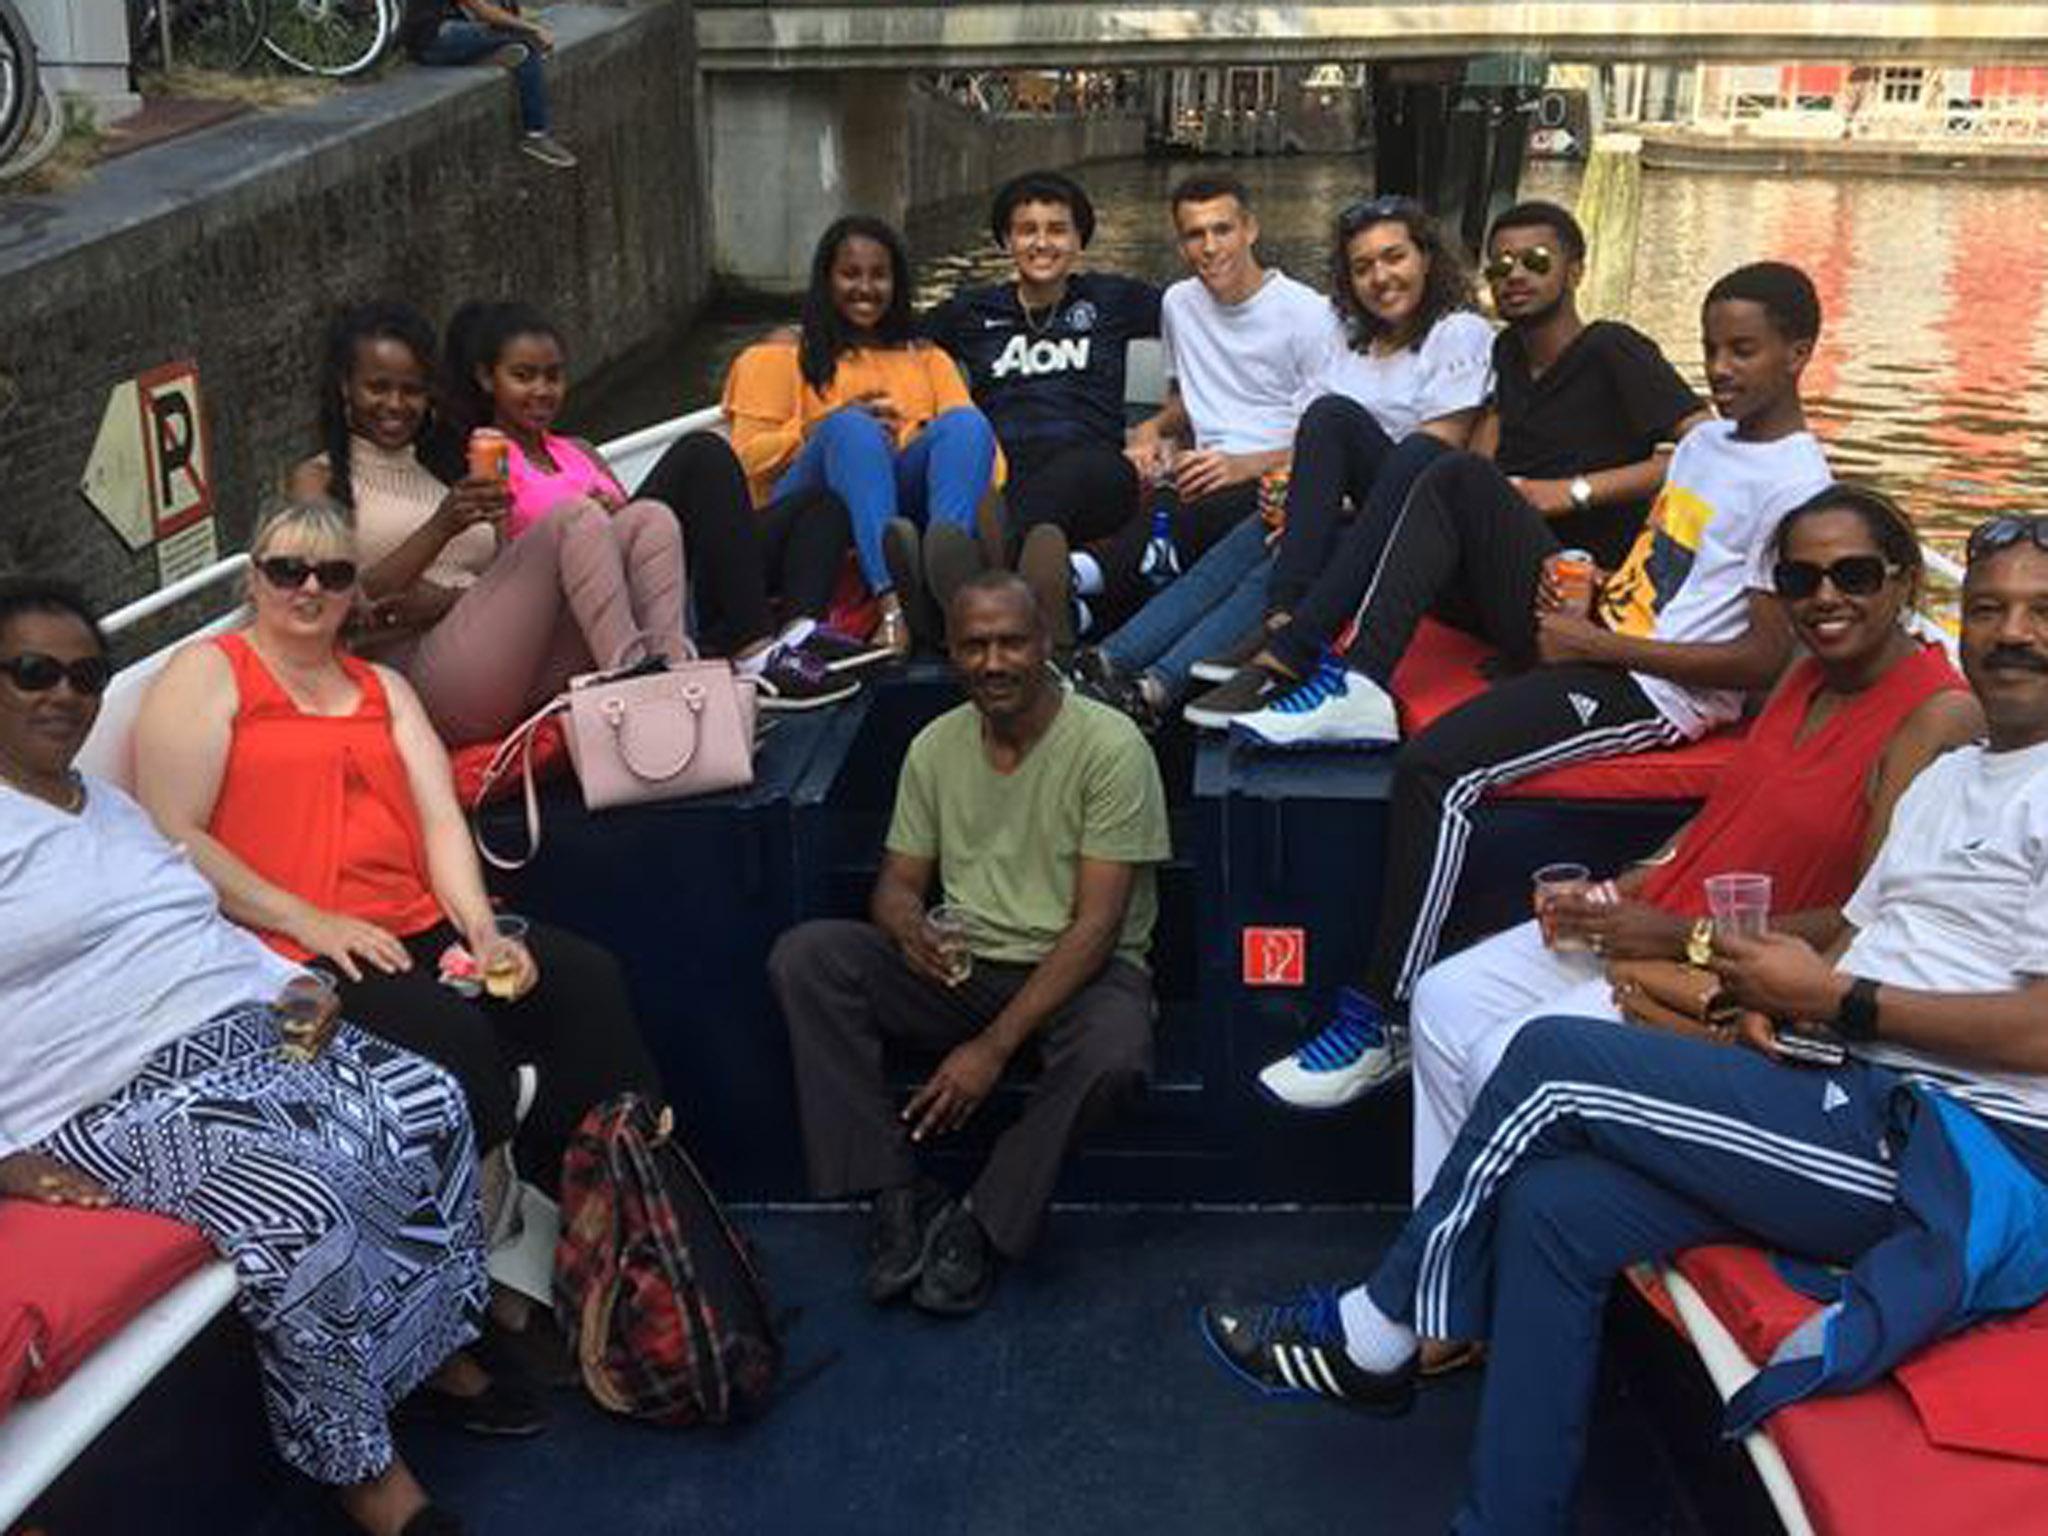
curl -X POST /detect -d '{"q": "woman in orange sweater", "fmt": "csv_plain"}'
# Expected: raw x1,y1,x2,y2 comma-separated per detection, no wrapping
724,215,998,654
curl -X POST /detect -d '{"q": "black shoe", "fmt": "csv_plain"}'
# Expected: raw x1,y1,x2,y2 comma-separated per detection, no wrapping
476,1310,581,1391
883,518,940,649
1189,621,1271,685
1017,524,1075,656
1198,1288,1416,1415
398,1368,550,1437
923,521,986,631
866,1178,948,1304
1071,647,1162,734
910,1201,998,1317
1182,664,1283,731
399,1505,466,1536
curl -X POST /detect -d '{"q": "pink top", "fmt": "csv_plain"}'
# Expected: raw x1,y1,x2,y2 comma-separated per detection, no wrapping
504,433,626,539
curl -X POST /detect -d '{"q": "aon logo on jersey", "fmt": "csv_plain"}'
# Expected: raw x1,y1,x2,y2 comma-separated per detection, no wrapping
991,335,1092,379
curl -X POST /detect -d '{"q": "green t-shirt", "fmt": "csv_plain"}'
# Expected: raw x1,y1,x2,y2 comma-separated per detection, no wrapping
885,694,1172,968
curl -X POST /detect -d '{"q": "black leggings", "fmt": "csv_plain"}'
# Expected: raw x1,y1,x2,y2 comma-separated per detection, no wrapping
336,919,664,1193
633,431,853,655
1003,443,1143,554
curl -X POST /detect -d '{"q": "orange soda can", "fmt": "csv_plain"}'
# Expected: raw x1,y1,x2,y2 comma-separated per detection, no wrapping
467,427,510,481
1552,549,1596,615
1258,468,1291,532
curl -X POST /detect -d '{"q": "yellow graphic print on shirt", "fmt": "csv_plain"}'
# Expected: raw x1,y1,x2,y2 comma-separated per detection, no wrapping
1595,483,1714,637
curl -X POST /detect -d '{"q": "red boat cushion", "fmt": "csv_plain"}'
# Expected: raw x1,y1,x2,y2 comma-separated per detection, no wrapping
447,716,570,808
0,1203,218,1410
1389,619,1745,802
0,1300,41,1420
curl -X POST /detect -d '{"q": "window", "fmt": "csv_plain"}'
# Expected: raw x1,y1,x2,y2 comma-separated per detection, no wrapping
1880,67,1926,105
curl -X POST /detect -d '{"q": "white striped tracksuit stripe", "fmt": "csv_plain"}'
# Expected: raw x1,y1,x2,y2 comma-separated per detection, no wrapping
1414,1078,1897,1340
1395,714,1686,999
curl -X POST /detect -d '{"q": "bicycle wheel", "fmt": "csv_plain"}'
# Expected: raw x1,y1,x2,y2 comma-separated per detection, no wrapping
171,0,268,72
0,0,36,168
1,78,63,180
262,0,388,77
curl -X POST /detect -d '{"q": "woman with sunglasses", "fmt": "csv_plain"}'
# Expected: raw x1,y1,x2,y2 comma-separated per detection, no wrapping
1388,487,1976,1351
1,576,496,1536
133,503,665,1381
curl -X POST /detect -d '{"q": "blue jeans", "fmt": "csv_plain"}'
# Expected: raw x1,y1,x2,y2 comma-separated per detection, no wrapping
773,407,997,592
1099,515,1268,705
413,21,549,134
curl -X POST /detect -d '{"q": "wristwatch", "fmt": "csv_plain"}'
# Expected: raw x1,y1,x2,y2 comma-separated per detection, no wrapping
1568,475,1595,512
1685,918,1714,969
1834,976,1881,1041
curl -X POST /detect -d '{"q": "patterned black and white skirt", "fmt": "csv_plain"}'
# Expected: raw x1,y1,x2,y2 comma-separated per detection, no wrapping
38,1003,489,1484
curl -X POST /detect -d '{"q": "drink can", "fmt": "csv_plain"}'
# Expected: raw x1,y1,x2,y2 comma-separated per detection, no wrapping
1258,468,1291,531
1553,549,1595,615
467,428,509,481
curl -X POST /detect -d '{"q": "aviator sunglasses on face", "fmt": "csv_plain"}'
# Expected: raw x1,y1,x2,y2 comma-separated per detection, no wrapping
0,652,114,696
257,555,359,593
1966,514,2048,566
1771,555,1897,601
1482,246,1556,283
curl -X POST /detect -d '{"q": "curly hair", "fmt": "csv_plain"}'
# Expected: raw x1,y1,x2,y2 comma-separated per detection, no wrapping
1328,198,1476,354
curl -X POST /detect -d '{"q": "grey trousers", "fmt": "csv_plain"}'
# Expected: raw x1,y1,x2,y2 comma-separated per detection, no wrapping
768,919,1154,1257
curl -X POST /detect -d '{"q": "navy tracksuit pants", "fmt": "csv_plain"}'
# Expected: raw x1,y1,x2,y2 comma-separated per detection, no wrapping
1365,1014,2048,1536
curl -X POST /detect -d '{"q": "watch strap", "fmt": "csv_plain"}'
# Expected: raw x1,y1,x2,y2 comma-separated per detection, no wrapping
1834,975,1880,1041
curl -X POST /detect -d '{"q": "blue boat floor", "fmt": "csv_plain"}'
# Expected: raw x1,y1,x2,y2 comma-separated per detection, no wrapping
70,1208,1703,1536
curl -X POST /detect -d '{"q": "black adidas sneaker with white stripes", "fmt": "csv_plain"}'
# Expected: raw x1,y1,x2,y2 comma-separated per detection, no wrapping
1198,1287,1416,1415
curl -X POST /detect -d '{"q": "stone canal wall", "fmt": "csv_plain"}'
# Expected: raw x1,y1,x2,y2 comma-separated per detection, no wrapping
0,3,707,618
905,88,1147,219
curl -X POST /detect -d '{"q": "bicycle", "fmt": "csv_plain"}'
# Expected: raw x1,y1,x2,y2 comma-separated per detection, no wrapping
129,0,270,75
0,0,62,180
262,0,394,78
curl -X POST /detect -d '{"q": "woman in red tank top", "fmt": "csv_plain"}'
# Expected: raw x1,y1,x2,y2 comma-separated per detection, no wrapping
136,502,664,1389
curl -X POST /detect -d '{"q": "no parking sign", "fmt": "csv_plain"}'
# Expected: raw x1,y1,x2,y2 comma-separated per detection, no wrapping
81,360,220,585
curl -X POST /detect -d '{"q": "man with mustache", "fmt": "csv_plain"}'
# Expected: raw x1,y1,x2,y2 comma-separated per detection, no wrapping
771,572,1170,1314
1201,516,2048,1535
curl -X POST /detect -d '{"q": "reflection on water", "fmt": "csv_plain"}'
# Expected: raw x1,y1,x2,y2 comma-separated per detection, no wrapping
575,155,2048,557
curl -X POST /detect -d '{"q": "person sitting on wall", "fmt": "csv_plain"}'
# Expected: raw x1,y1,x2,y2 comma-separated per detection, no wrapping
1199,515,2048,1536
0,576,497,1536
398,0,576,169
1243,262,1833,1112
768,571,1170,1316
1186,198,1706,729
724,216,1003,657
922,170,1162,650
1065,171,1347,723
134,502,667,1386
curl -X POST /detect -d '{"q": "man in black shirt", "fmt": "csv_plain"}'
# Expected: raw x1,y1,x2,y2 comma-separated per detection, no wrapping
924,172,1162,644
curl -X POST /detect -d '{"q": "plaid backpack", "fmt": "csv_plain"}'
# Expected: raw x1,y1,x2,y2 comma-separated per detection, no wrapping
554,1094,782,1425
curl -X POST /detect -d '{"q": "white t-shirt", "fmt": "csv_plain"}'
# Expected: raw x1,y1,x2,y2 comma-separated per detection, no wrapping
1592,419,1832,736
1319,310,1495,441
1839,739,2048,1126
0,778,295,1158
1160,270,1344,455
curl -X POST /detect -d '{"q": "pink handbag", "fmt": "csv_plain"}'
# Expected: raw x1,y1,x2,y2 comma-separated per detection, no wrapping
474,640,757,871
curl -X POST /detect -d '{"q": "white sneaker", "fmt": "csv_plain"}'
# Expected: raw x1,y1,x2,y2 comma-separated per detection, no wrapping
1257,993,1408,1110
1230,661,1400,750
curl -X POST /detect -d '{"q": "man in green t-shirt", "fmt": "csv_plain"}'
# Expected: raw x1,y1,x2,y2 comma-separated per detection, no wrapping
770,572,1171,1315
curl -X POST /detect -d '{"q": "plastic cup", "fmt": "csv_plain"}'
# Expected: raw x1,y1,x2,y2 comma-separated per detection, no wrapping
1705,873,1772,941
485,913,530,1000
277,966,339,1061
1533,862,1593,951
925,903,974,986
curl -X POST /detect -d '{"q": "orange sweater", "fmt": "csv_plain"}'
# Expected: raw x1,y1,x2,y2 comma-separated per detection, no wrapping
722,335,997,507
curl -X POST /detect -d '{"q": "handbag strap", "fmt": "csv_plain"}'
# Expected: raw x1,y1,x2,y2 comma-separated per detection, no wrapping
472,695,568,872
603,632,699,674
604,683,705,782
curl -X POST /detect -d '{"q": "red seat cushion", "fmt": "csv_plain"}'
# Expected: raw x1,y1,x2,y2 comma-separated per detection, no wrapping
1389,618,1744,801
0,1299,42,1420
447,716,570,808
0,1203,217,1404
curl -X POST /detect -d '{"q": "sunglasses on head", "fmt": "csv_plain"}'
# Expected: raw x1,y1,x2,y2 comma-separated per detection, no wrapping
1339,195,1425,234
1966,514,2048,566
1771,555,1897,600
1482,246,1556,282
257,555,358,593
0,652,113,697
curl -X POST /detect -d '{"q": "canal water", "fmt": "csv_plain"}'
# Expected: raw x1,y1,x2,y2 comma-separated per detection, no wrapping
572,155,2048,557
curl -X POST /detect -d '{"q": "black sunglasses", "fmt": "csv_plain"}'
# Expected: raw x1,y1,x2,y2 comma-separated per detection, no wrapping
257,555,359,593
1339,195,1425,234
1772,555,1897,600
1966,515,2048,566
0,651,114,696
1482,246,1556,282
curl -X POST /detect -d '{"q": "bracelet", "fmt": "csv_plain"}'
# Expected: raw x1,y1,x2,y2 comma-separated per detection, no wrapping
1834,975,1881,1041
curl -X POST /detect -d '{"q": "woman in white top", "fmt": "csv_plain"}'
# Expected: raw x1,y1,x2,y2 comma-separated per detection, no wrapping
0,577,509,1536
1177,195,1494,726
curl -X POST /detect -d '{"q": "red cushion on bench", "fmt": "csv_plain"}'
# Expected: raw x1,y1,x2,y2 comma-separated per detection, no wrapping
447,716,570,808
1672,1243,1818,1363
0,1300,41,1420
1388,618,1745,801
0,1203,217,1401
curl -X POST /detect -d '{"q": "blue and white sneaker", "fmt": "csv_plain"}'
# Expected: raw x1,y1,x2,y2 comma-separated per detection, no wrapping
1199,1286,1415,1414
1229,659,1400,750
1257,988,1406,1110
